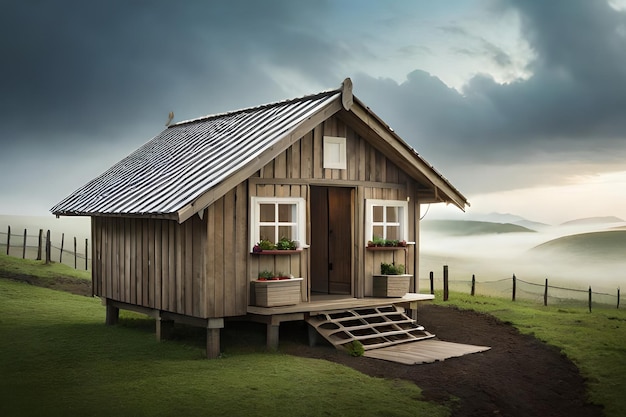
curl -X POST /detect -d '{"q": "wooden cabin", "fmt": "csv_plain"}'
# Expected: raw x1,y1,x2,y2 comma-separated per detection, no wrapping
51,79,468,358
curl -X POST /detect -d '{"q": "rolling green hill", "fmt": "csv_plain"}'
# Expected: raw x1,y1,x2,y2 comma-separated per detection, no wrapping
421,220,536,236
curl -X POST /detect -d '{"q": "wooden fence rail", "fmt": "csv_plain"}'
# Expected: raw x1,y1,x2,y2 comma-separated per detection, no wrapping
2,225,89,270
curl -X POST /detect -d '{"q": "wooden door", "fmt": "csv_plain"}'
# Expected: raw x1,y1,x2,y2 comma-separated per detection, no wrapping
310,187,352,295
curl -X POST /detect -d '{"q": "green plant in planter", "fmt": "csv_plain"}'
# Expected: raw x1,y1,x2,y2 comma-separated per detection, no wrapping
275,236,297,250
380,262,405,275
368,236,387,247
258,270,275,280
256,239,276,251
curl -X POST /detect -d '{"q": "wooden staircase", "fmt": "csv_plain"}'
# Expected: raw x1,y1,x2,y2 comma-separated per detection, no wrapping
306,305,435,351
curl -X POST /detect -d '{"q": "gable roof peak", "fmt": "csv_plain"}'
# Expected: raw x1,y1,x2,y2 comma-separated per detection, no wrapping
170,81,351,128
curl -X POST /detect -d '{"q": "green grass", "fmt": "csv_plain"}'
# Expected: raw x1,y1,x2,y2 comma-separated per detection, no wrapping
432,291,626,417
0,251,90,281
0,277,449,417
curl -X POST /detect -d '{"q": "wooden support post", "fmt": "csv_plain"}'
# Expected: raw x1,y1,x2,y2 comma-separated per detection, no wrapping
443,265,449,301
544,278,549,306
105,302,120,325
471,274,476,296
6,225,10,255
429,271,434,295
588,286,592,313
206,318,224,359
512,274,516,302
307,324,319,347
22,229,26,259
267,324,280,351
37,229,43,260
406,301,418,321
74,237,77,269
155,316,174,341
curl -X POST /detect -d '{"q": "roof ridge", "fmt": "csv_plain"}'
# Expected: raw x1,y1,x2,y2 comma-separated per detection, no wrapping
171,87,342,127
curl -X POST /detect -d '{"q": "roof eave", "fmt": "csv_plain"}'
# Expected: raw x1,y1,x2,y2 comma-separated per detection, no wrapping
341,96,469,211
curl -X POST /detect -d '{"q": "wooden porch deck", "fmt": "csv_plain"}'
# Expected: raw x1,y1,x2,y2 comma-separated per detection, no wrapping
246,293,434,351
247,293,434,316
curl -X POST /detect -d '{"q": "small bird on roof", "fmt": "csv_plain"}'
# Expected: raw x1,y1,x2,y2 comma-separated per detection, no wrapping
165,111,174,126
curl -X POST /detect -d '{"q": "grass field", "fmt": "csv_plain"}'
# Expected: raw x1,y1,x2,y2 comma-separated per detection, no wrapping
0,274,449,417
432,292,626,417
2,253,625,416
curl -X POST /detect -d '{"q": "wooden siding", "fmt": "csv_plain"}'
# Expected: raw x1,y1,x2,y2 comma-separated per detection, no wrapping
93,215,207,317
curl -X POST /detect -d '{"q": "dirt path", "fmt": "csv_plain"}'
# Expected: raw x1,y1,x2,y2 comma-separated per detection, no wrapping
281,304,604,417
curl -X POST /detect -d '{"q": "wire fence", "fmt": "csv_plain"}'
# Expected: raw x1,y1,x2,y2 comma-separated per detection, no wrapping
1,226,90,271
419,270,623,310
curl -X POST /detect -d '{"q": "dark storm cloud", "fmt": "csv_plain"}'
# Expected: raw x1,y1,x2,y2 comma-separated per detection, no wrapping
0,0,340,148
355,0,626,170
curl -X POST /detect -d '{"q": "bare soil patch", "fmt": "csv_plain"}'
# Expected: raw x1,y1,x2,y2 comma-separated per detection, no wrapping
281,304,604,417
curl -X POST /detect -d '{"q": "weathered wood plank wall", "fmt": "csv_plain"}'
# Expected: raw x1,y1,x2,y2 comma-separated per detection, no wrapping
93,215,206,317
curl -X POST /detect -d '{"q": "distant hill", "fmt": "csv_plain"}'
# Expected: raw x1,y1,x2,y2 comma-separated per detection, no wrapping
421,220,536,236
513,219,551,230
465,212,527,224
530,230,626,261
560,216,624,226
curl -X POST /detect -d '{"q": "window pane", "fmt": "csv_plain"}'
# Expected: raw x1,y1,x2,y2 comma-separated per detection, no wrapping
278,225,294,240
259,226,275,242
386,206,399,223
372,226,384,239
260,204,275,222
278,204,293,222
386,226,401,241
373,206,383,222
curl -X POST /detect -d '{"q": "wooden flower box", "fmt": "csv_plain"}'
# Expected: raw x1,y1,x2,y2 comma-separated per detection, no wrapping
253,278,303,307
372,274,412,298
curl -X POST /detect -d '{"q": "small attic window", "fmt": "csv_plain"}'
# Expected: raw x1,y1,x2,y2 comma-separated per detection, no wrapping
323,136,346,169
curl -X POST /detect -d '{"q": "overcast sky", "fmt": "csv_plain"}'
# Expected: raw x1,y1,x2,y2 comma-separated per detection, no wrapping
2,0,626,225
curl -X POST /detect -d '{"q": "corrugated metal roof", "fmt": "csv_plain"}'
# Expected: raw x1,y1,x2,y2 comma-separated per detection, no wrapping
51,89,342,219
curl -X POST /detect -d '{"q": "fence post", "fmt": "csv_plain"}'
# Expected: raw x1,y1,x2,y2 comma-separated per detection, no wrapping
512,274,516,301
544,278,548,307
85,238,88,270
429,271,434,295
618,287,621,309
60,233,64,263
45,230,51,264
471,274,475,296
37,229,43,260
74,237,77,269
22,229,27,259
443,265,449,301
588,286,592,313
5,226,10,255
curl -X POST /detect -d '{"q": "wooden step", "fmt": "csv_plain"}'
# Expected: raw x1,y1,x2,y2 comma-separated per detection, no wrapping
306,305,434,351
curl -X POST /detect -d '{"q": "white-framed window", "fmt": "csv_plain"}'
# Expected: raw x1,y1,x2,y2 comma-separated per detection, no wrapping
323,136,347,169
365,199,408,242
250,197,306,251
